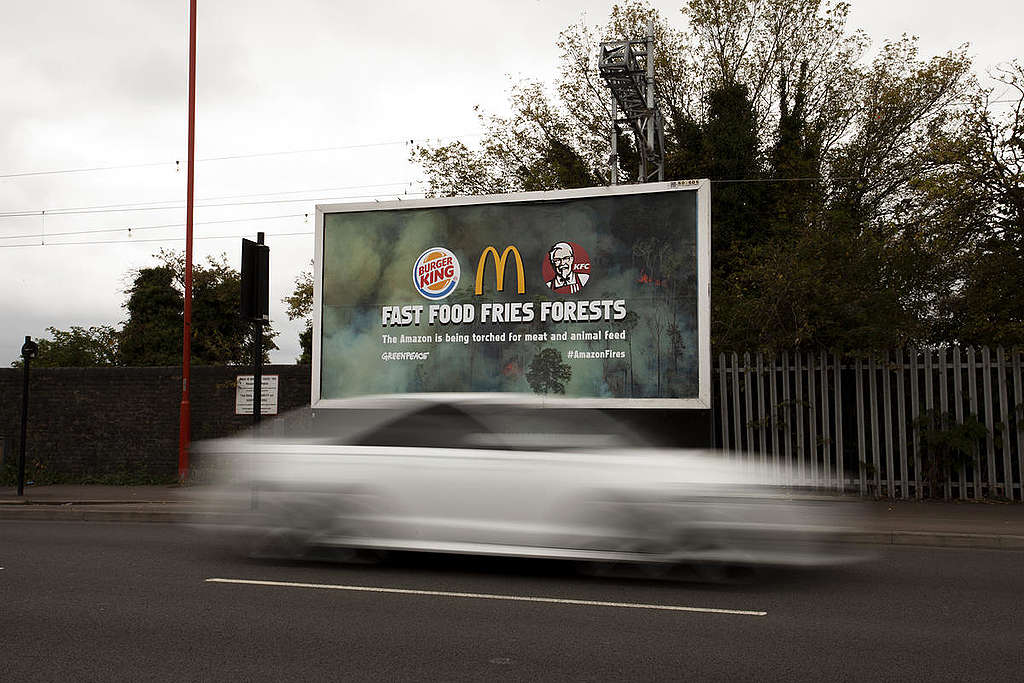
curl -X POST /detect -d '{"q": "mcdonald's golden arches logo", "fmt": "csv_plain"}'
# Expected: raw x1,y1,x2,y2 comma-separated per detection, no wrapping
474,245,526,295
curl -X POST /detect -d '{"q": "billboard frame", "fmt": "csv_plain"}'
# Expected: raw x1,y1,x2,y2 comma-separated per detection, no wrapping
313,179,710,409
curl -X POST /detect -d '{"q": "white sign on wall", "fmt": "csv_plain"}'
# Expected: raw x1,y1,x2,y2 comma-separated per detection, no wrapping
235,375,279,415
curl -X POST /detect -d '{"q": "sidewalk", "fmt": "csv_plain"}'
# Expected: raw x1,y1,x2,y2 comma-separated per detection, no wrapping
0,484,198,523
0,484,192,505
2,484,1024,549
843,499,1024,549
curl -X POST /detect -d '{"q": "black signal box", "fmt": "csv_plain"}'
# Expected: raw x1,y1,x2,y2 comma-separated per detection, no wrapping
241,236,270,320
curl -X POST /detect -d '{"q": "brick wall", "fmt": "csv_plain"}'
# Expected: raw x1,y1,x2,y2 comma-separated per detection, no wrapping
0,365,311,482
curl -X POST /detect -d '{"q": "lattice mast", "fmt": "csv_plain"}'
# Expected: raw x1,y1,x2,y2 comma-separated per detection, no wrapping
598,21,665,184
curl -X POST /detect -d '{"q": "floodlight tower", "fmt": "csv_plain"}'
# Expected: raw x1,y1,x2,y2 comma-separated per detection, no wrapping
599,22,665,184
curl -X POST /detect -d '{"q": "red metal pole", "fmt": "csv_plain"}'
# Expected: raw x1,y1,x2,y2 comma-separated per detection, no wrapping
178,0,197,483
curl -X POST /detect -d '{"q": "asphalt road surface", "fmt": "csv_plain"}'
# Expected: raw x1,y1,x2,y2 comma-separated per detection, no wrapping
2,520,1022,681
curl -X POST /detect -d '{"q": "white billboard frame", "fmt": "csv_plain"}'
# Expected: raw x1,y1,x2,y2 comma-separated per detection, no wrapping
313,179,711,409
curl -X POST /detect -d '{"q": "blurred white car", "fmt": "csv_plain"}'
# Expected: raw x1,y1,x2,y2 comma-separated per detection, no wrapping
196,395,862,570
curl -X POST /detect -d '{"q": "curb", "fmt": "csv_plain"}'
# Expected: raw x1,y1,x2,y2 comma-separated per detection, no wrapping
2,506,1023,550
0,500,185,507
844,530,1024,550
0,507,197,523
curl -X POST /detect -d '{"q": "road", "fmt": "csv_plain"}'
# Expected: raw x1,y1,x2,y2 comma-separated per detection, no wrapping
2,520,1022,681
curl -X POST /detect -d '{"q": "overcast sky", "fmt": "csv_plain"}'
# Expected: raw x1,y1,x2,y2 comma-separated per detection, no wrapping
1,0,1020,367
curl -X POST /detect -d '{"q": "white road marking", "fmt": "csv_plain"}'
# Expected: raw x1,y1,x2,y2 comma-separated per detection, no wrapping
205,578,767,616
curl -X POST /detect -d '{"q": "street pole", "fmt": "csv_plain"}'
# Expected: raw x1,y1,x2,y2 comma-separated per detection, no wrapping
18,356,28,495
646,21,656,181
17,336,38,497
253,232,265,427
178,0,197,483
610,124,618,186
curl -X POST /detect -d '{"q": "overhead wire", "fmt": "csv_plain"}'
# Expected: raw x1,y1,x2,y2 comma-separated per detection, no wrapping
709,176,856,184
0,190,428,247
0,134,478,180
0,159,172,181
0,180,425,219
0,212,303,242
0,174,898,246
4,95,1018,220
0,95,1015,181
0,229,317,249
0,166,970,222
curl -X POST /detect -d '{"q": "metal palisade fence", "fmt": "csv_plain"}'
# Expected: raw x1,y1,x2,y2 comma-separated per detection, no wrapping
712,348,1024,501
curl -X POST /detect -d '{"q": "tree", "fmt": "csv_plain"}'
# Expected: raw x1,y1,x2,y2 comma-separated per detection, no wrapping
411,0,997,353
712,227,927,350
926,62,1024,346
526,348,572,395
283,263,313,364
11,326,119,368
412,3,686,194
119,263,181,366
190,254,276,365
701,80,767,272
827,38,972,234
414,0,865,199
120,250,278,366
621,310,640,396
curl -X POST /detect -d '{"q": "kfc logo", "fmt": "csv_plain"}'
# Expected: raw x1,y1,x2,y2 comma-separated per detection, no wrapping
542,241,591,294
413,247,460,300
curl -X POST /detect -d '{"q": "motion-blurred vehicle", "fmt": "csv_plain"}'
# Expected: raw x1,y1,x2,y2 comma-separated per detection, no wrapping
196,395,863,570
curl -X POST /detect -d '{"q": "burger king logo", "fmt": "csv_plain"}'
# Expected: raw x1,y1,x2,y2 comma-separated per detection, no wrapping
413,247,460,300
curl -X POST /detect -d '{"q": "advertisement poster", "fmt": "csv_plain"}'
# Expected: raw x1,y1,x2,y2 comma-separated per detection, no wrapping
314,182,709,407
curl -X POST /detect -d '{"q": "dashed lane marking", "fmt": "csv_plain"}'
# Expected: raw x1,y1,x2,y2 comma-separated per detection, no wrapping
205,578,767,616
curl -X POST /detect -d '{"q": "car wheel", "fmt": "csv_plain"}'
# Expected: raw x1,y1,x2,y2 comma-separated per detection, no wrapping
571,496,676,578
250,496,338,560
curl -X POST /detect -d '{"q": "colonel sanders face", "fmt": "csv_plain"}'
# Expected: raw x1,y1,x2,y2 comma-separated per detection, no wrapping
549,242,574,281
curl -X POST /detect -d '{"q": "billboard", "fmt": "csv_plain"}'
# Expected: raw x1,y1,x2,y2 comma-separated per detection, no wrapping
313,180,710,408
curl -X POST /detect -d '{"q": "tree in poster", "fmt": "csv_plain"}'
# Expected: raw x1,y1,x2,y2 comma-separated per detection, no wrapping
526,348,572,395
621,310,639,397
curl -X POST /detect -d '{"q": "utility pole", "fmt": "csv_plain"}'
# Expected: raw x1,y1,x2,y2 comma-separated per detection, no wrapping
178,0,197,483
599,21,665,184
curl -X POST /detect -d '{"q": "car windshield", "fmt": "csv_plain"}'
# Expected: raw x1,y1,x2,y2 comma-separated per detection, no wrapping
462,405,652,450
351,404,490,448
350,402,652,451
247,399,654,451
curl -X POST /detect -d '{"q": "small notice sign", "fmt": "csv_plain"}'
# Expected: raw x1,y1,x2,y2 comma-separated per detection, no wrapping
236,375,279,415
